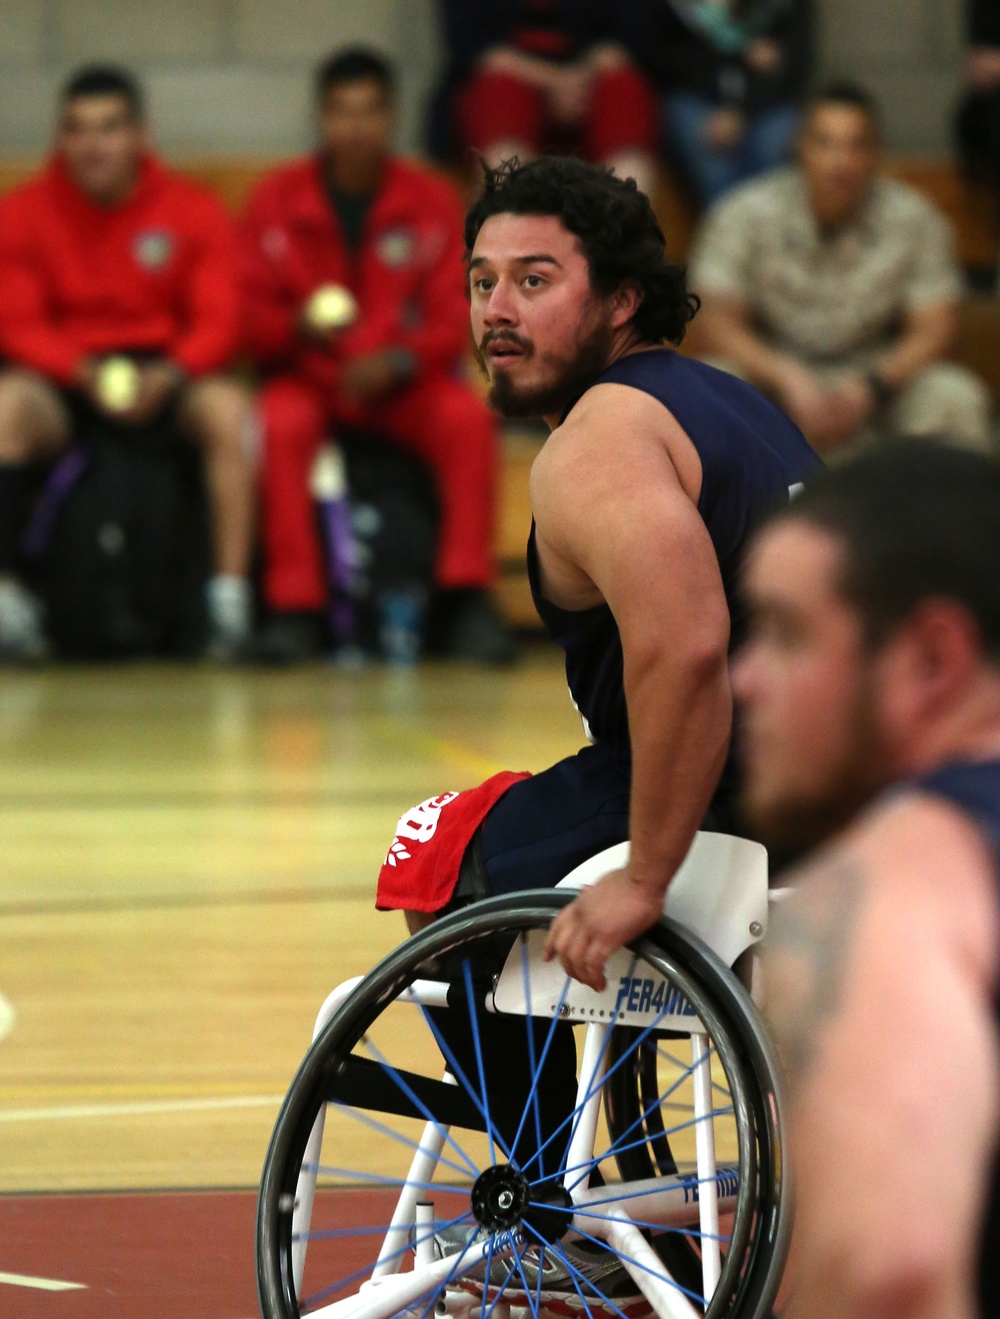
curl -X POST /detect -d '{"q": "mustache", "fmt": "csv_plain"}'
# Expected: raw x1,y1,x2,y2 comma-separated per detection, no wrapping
479,330,532,355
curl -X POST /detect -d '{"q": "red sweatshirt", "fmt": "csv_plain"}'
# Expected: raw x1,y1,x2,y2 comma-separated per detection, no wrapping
240,155,470,396
0,154,240,384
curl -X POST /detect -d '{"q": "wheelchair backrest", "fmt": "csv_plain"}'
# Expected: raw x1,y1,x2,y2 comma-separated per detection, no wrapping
555,832,769,968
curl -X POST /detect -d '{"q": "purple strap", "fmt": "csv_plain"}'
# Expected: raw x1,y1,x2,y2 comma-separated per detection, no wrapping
21,446,91,561
319,493,355,642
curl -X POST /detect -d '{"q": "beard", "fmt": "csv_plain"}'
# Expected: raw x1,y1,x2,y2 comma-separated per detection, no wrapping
739,675,892,857
475,311,617,420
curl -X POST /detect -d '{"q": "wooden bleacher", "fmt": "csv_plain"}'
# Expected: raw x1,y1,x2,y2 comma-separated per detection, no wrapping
0,155,996,629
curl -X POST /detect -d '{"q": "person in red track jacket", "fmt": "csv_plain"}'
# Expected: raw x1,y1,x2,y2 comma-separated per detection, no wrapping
0,66,255,661
241,48,514,664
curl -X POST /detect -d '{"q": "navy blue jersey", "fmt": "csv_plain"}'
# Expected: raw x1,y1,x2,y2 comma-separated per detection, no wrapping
912,758,1000,1319
528,348,822,793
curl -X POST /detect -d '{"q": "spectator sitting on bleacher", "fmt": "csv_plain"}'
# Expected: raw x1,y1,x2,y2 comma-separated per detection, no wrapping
0,65,255,662
241,48,514,665
690,81,994,459
636,0,812,207
428,0,658,199
956,0,1000,200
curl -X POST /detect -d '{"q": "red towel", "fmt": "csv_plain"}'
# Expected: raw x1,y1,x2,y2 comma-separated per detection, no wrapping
376,770,531,912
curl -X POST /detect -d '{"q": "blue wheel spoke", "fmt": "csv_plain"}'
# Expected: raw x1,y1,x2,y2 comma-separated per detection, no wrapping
361,1034,481,1178
548,953,641,1186
507,935,547,1177
506,960,573,1175
482,1248,522,1319
519,994,684,1182
567,1099,735,1194
512,1237,541,1317
522,1225,636,1319
479,1235,496,1319
419,1006,496,1154
526,1199,732,1242
533,1242,546,1314
568,1222,706,1306
658,1041,732,1102
562,1033,733,1193
328,1100,476,1181
408,1223,483,1319
296,1213,465,1243
578,1037,704,1178
306,1162,472,1196
566,1166,740,1214
299,1206,474,1308
462,958,506,1165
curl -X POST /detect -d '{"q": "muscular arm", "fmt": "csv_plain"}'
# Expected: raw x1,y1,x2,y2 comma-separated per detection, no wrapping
539,385,732,984
767,798,1000,1319
874,300,959,392
696,293,798,394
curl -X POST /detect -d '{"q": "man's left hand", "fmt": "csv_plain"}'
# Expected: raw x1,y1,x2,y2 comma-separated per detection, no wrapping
543,868,664,991
342,350,411,402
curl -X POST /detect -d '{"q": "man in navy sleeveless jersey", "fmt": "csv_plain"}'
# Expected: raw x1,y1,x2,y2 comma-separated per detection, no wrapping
421,154,818,989
734,442,1000,1319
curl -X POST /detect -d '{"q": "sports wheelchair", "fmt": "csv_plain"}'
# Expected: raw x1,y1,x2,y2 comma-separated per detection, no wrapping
257,833,790,1319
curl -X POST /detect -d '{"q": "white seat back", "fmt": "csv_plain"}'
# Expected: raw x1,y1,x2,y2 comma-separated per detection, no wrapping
556,832,768,967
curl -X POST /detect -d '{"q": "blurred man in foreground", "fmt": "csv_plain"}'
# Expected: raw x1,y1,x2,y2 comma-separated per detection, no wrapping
242,47,512,664
733,441,1000,1318
691,83,993,458
0,65,254,661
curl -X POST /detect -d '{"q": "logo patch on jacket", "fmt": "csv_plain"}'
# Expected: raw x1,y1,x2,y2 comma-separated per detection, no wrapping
134,229,175,270
376,228,415,268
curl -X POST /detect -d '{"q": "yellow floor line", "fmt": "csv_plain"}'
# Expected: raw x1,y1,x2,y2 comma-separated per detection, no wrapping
0,1093,285,1123
372,717,504,783
0,1271,87,1292
0,1081,290,1101
0,993,13,1043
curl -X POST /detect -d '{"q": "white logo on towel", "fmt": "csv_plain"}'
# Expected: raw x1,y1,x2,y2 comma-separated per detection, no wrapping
384,791,460,866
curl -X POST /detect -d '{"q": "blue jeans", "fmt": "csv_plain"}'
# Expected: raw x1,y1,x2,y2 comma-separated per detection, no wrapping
665,94,800,206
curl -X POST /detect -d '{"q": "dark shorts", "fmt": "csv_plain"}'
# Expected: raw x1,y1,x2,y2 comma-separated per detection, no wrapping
479,742,631,896
451,740,746,907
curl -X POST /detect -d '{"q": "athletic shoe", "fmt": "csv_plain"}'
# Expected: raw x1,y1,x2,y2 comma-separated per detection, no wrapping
247,611,328,664
0,579,49,662
426,589,518,666
429,1224,652,1319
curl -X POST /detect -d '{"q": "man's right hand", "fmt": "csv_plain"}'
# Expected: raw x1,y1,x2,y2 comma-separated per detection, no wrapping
297,306,340,348
79,357,181,424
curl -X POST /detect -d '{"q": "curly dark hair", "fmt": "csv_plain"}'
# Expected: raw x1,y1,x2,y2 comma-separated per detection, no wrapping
464,156,699,345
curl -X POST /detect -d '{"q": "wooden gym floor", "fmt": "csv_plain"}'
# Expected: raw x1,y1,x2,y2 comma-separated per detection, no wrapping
0,650,583,1316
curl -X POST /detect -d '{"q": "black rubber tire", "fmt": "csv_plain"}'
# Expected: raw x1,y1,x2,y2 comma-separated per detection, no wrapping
256,890,789,1319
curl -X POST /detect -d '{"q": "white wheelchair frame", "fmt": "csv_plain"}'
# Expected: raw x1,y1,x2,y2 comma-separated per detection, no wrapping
282,832,777,1319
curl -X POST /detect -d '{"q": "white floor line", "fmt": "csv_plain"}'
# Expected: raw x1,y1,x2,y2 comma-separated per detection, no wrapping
0,993,15,1043
0,1270,86,1292
0,1093,285,1123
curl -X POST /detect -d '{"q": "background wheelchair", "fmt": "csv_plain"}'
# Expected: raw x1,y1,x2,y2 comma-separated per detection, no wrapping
256,834,790,1319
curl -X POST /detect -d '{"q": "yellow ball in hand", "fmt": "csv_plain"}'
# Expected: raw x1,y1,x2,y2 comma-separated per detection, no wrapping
97,356,141,413
306,284,357,332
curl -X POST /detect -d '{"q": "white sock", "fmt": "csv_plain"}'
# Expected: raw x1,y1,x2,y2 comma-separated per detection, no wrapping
206,575,252,641
0,579,44,647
